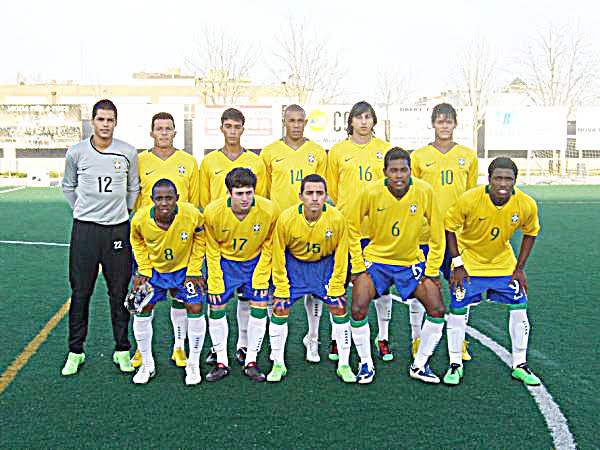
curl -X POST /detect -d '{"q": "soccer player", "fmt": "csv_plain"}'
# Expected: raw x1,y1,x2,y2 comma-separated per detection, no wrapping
61,99,139,376
348,148,446,384
129,179,206,385
268,174,355,383
203,168,278,382
260,104,328,363
327,101,394,362
443,157,541,386
200,108,267,366
131,111,200,370
410,103,478,361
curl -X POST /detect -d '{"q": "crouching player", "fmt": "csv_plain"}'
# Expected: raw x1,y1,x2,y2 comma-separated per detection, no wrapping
349,148,446,384
268,174,355,383
443,157,541,386
203,168,278,382
129,179,206,385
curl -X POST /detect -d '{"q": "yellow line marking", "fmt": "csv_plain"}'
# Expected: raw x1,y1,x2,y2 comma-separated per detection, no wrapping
0,298,71,395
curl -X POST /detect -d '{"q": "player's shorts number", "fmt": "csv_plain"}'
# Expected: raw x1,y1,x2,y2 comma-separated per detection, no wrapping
359,165,373,181
233,238,248,252
391,221,401,236
98,176,112,192
490,227,500,240
509,279,524,300
164,248,174,260
290,169,304,185
440,169,454,186
185,281,196,295
304,242,321,253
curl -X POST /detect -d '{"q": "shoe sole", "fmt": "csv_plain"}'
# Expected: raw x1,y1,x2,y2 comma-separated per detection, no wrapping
185,378,202,386
133,371,156,385
61,363,84,377
409,373,440,384
443,376,462,385
337,372,357,383
511,375,541,386
357,377,374,384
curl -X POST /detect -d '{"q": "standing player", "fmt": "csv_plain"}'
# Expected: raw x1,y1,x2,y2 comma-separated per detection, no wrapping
349,148,446,384
61,99,139,376
129,179,206,385
443,157,541,386
131,111,200,370
268,174,355,383
327,101,393,362
260,104,328,363
200,108,267,366
203,168,278,382
410,103,478,361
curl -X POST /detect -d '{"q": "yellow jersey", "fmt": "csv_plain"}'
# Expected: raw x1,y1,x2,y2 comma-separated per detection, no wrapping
203,195,278,294
272,203,349,298
136,149,200,210
349,178,445,278
130,202,205,277
260,139,327,211
445,186,540,277
199,149,267,209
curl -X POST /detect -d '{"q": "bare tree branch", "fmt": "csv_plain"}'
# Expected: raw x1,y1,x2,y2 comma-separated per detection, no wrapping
376,67,412,118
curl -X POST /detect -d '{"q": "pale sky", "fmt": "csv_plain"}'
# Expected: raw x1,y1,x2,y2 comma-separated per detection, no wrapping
2,0,598,101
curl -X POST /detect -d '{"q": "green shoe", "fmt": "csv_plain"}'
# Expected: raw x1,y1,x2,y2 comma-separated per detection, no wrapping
336,365,357,383
266,364,287,382
511,364,541,386
328,340,339,362
113,351,135,373
443,363,464,385
61,352,85,376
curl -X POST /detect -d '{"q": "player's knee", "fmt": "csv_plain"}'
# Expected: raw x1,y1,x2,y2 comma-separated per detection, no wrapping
351,303,367,321
429,302,445,318
328,304,347,317
272,305,289,317
185,303,202,315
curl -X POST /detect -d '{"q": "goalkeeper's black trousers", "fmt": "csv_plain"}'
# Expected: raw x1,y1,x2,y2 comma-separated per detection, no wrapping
68,219,132,354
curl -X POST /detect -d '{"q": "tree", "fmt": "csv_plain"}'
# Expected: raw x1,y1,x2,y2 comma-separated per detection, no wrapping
185,26,260,105
272,17,346,104
520,22,598,115
376,67,412,118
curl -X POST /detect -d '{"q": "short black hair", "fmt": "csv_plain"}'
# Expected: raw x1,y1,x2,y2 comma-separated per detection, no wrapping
346,101,377,136
225,167,256,192
151,112,175,130
384,147,411,170
284,104,306,118
151,178,178,198
431,103,457,124
221,108,245,126
488,157,518,178
300,173,327,194
92,99,118,120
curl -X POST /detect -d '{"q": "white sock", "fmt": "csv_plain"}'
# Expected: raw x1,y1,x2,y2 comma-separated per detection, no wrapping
374,294,392,341
208,316,229,366
170,306,188,350
332,319,352,367
187,314,206,368
509,308,530,368
447,312,466,366
246,314,267,365
134,314,155,369
304,295,322,340
351,321,373,367
236,299,250,349
413,318,444,368
409,298,426,341
269,321,288,365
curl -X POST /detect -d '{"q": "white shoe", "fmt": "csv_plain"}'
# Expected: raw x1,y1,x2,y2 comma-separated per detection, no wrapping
303,335,320,363
133,364,156,384
185,364,202,385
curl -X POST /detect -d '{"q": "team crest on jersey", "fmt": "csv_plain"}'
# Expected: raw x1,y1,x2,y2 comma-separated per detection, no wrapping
307,153,316,163
325,229,333,239
458,158,465,168
376,151,384,159
180,231,188,241
409,204,417,214
364,259,373,269
113,160,122,171
252,224,261,232
511,214,519,223
178,165,186,174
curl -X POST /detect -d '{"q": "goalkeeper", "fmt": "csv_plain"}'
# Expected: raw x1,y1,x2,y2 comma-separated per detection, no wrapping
129,178,206,385
268,174,355,384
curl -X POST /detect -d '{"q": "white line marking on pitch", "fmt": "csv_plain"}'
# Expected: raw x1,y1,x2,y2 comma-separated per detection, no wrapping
466,325,576,450
0,186,26,195
0,240,69,247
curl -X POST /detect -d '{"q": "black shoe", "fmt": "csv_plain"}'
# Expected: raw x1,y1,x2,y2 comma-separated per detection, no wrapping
243,362,266,382
206,363,230,382
235,347,247,366
205,348,217,367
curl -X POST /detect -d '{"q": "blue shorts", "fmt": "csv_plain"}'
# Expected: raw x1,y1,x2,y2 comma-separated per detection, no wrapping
147,267,202,305
449,276,528,308
279,252,344,308
366,261,425,301
420,244,452,281
210,255,266,305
